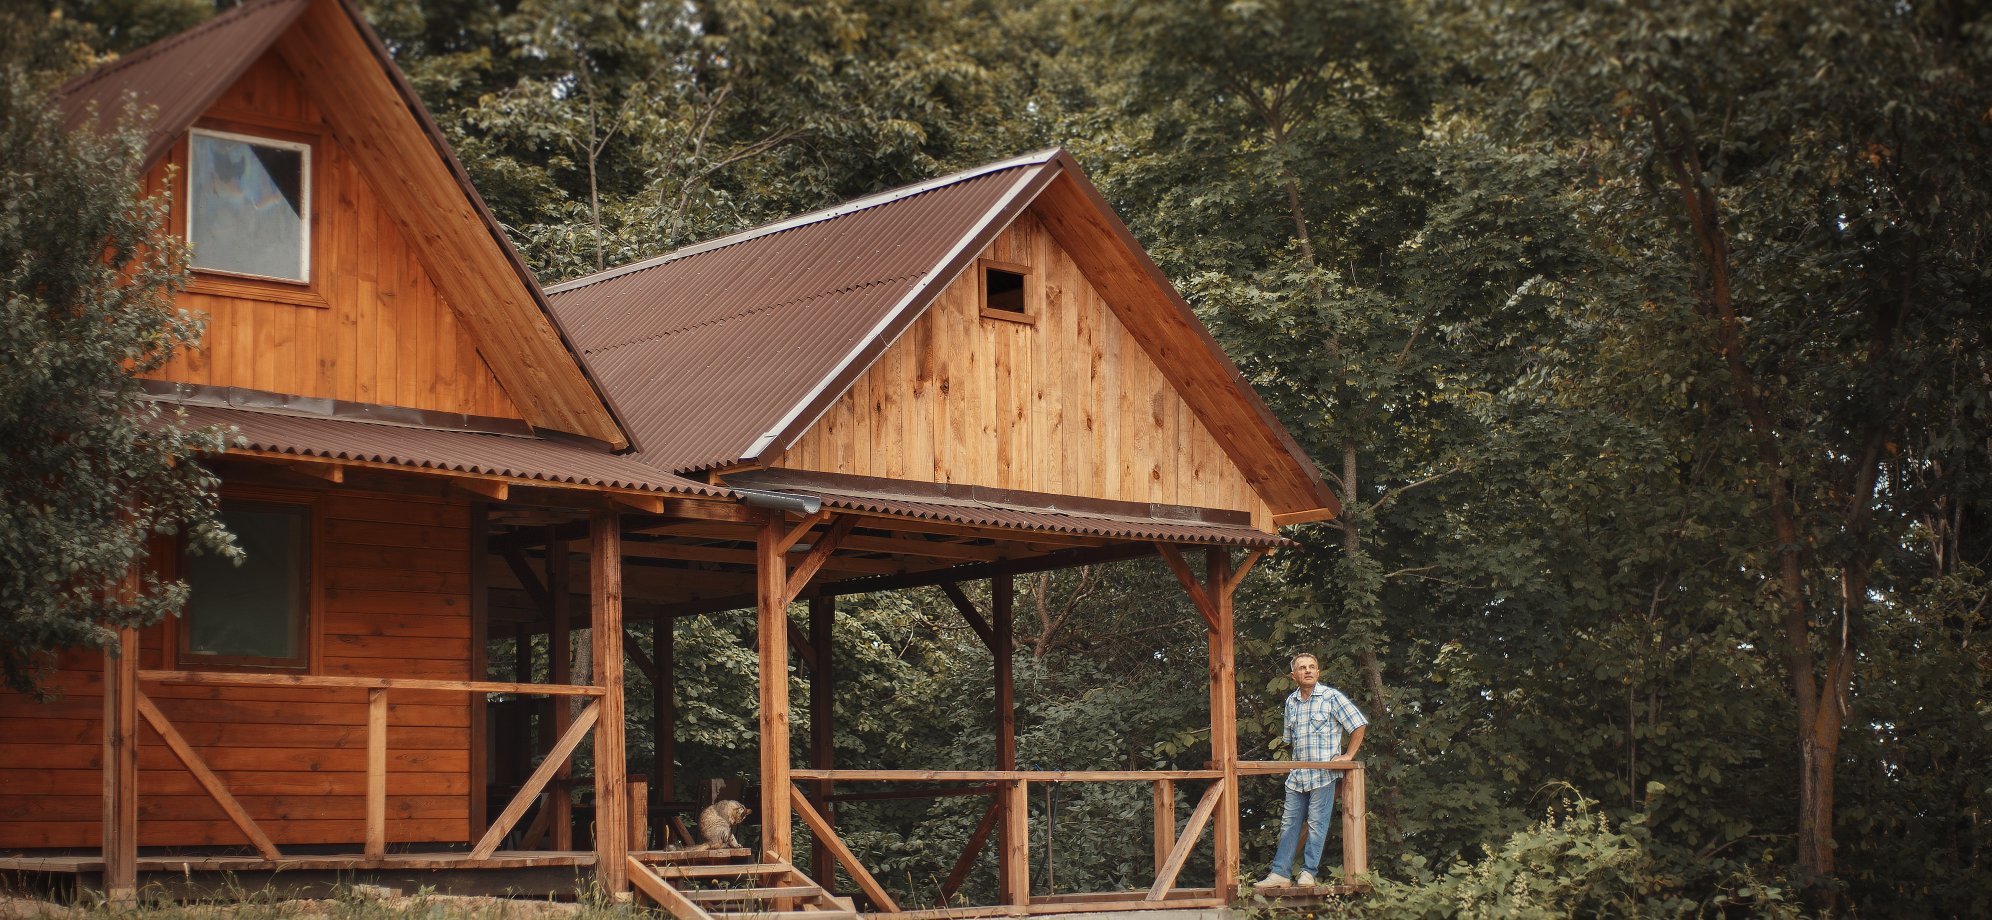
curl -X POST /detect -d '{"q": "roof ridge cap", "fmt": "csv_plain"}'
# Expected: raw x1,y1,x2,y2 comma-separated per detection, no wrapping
545,148,1062,296
58,0,297,99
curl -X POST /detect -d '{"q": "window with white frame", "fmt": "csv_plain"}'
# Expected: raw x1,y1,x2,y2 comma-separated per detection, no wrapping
187,128,311,283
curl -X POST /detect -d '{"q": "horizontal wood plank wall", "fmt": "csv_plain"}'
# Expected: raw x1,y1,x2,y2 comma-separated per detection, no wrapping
774,210,1272,525
141,52,520,421
0,486,474,850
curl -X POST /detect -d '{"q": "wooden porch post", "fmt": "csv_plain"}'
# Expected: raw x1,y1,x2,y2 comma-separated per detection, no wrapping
808,595,836,886
468,503,490,837
546,532,573,851
993,575,1022,906
591,511,630,894
1207,549,1240,896
654,614,674,804
756,513,794,862
101,626,138,904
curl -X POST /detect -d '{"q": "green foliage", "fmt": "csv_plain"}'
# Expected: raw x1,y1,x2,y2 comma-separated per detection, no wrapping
0,55,229,697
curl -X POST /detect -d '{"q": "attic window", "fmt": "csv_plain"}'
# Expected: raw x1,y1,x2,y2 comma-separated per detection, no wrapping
187,128,311,284
979,259,1034,323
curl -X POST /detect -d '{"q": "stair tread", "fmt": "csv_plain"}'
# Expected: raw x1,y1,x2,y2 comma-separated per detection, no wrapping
653,862,794,878
681,886,821,901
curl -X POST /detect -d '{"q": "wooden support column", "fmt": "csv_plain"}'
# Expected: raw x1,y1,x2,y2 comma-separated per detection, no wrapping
510,623,534,787
1206,548,1240,896
653,615,675,802
1002,779,1030,908
546,532,573,851
468,503,490,837
756,513,794,862
592,511,630,894
992,575,1016,899
808,595,837,887
101,626,138,905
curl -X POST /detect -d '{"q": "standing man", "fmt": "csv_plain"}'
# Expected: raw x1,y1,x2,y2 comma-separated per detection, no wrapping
1256,652,1366,889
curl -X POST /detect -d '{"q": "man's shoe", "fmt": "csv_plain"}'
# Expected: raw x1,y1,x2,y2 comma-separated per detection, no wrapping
1253,873,1291,890
1295,871,1317,888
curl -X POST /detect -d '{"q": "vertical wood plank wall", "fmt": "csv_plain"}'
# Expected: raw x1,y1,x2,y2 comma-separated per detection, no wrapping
772,210,1273,527
141,52,521,421
0,486,474,849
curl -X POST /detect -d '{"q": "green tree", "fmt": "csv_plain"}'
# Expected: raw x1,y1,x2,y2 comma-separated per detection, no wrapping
0,45,231,695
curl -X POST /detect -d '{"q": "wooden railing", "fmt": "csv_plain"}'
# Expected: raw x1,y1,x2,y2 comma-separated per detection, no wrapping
788,768,1228,912
134,670,605,862
1237,760,1369,882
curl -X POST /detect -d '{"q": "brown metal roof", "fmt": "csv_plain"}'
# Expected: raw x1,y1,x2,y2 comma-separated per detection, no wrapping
165,403,723,497
728,473,1288,549
58,0,311,165
545,152,1062,473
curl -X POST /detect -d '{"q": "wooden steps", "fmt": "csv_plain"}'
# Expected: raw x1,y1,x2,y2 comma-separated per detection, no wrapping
627,856,858,920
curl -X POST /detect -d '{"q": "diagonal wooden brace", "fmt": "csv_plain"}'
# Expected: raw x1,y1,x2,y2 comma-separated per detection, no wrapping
1155,544,1220,630
472,700,600,859
136,691,282,860
1147,781,1224,900
790,785,901,912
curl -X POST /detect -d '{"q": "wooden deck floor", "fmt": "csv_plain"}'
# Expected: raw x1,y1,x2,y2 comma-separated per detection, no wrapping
0,848,749,874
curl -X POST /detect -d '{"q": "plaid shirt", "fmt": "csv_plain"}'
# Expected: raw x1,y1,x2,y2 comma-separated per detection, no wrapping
1282,684,1367,793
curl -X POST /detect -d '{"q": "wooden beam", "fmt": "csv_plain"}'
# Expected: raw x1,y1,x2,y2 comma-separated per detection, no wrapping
620,538,900,576
790,769,1221,782
1223,548,1269,597
757,514,794,862
286,461,344,483
1154,544,1219,630
610,493,668,515
939,582,995,652
1152,780,1174,877
786,619,820,675
455,478,509,501
938,796,1003,907
1206,548,1240,896
1146,782,1223,900
136,692,282,860
594,511,631,894
624,630,658,679
471,700,600,859
790,786,900,912
783,516,858,605
776,509,832,556
101,627,137,904
808,595,837,888
365,688,388,860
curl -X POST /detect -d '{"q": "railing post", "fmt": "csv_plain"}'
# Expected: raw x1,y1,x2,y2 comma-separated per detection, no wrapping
1152,779,1174,876
1002,778,1030,908
1341,763,1368,880
365,687,388,860
101,626,138,905
1206,549,1240,896
629,778,649,850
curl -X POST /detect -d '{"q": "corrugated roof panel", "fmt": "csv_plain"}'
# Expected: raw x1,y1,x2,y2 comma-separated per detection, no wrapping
170,404,723,496
790,487,1286,548
58,0,311,164
549,161,1051,473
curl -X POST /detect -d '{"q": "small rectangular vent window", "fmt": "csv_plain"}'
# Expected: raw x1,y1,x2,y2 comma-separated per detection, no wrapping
985,268,1025,313
979,259,1035,323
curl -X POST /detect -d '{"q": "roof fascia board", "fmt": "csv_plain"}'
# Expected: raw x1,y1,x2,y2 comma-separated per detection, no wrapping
545,149,1065,296
740,158,1067,466
1030,151,1340,518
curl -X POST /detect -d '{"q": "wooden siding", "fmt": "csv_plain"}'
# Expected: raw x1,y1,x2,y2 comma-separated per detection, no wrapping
141,52,521,420
0,486,474,850
773,210,1273,526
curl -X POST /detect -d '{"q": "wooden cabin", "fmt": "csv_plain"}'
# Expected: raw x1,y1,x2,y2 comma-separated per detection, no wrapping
2,0,1365,914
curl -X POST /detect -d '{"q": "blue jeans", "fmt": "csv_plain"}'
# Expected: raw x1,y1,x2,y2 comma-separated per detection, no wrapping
1269,779,1337,878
